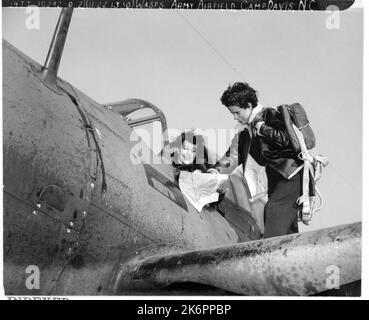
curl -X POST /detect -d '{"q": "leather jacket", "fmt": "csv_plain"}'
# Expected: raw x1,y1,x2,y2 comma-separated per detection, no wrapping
215,106,303,179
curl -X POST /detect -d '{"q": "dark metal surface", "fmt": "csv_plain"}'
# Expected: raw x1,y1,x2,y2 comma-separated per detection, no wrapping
3,40,241,295
113,222,361,296
144,164,188,211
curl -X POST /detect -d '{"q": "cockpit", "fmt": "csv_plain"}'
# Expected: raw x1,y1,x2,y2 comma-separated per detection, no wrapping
107,99,263,242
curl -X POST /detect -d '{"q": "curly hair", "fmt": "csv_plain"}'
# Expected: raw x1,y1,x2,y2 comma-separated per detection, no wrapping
169,130,211,182
220,82,258,109
171,130,209,166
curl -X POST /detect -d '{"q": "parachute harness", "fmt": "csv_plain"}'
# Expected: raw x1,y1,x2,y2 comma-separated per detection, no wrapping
292,124,329,225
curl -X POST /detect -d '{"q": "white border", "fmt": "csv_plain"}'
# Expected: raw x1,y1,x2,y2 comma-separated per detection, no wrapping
1,2,367,301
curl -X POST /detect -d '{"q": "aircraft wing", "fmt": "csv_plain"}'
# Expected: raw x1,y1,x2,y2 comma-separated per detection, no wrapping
110,222,361,296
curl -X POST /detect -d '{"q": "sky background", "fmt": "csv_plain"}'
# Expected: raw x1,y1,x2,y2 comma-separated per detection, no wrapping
2,7,363,232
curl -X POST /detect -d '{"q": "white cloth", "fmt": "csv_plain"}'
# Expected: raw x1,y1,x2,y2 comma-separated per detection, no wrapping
179,171,228,212
248,103,264,126
234,157,268,202
234,103,264,135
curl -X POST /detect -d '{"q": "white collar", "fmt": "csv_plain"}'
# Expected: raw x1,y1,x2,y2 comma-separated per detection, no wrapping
248,103,264,124
234,103,265,133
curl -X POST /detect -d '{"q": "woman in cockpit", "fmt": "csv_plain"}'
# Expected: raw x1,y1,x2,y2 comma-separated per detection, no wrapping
170,130,210,183
165,130,227,197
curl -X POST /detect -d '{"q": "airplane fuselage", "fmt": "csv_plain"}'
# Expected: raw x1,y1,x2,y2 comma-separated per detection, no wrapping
2,40,260,295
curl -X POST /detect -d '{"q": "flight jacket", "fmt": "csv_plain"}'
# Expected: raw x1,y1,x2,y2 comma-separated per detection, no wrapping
214,106,303,179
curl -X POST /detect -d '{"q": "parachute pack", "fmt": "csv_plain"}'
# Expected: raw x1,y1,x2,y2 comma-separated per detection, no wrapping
280,103,329,225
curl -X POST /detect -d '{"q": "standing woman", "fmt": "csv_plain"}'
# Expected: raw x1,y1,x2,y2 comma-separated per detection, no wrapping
213,82,304,238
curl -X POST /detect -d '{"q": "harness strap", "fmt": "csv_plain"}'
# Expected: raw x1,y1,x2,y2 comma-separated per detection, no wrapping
291,124,328,225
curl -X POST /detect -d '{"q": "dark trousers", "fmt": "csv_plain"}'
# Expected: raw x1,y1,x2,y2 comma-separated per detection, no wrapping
263,167,302,238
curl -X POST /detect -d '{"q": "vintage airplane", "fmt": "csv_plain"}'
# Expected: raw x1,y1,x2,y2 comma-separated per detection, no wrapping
2,8,361,296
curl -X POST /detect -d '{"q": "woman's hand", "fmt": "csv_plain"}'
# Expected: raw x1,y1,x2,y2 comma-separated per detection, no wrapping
217,180,229,194
207,168,220,174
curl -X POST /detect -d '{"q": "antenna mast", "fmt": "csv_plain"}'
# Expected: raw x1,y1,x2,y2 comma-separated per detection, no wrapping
38,8,73,94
